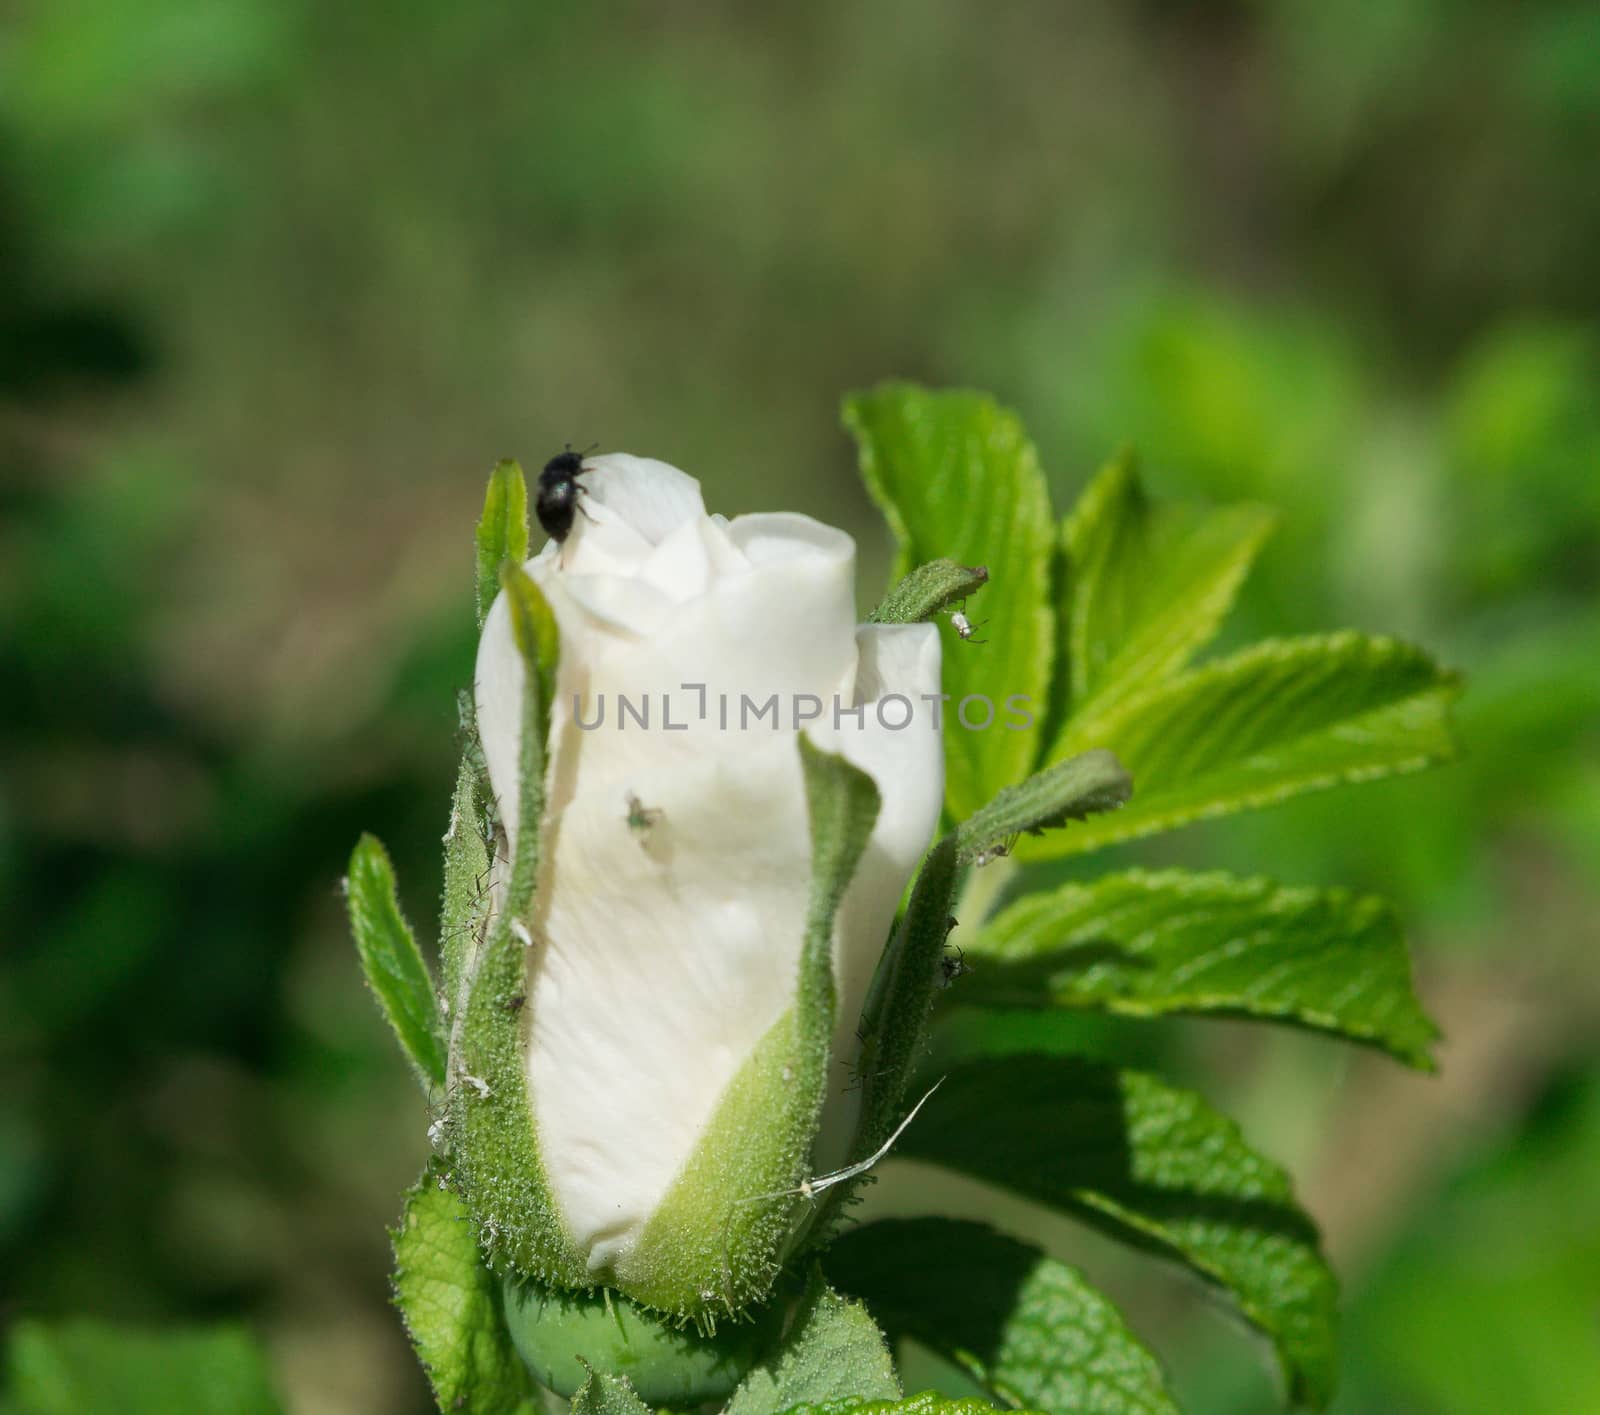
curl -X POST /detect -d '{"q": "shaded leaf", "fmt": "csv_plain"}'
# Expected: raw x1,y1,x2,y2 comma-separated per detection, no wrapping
345,833,446,1089
1033,632,1460,857
845,384,1056,818
965,869,1438,1068
899,1057,1339,1409
726,1272,900,1415
828,1218,1178,1415
391,1166,540,1415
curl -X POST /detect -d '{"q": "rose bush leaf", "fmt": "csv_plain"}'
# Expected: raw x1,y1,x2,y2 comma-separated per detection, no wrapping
345,833,447,1090
962,869,1438,1068
569,1370,653,1415
1030,632,1460,858
868,558,990,625
845,384,1056,819
826,1218,1179,1415
725,1272,901,1415
1,1320,283,1415
391,1166,541,1415
956,748,1132,865
899,1057,1340,1409
1056,454,1276,736
476,459,530,628
785,1396,1040,1415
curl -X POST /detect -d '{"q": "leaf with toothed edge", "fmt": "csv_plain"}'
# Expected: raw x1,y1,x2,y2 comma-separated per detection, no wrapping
845,384,1056,821
827,1218,1180,1415
569,1369,653,1415
391,1164,540,1415
963,869,1439,1068
1029,632,1460,860
898,1056,1341,1410
1056,454,1277,736
475,460,530,628
345,834,447,1091
620,738,881,1318
725,1270,901,1415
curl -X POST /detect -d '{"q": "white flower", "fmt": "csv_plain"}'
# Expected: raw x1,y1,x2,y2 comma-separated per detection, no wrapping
474,454,943,1278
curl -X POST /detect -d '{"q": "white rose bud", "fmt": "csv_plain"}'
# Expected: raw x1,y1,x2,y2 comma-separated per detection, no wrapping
464,454,943,1317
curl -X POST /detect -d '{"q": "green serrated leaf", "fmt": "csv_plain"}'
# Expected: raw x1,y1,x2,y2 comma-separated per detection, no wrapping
868,559,991,625
827,1219,1178,1415
622,739,881,1315
345,834,446,1090
570,1369,653,1415
391,1166,540,1415
964,869,1439,1068
726,1272,901,1415
476,459,530,627
845,384,1056,819
899,1057,1339,1410
1057,454,1276,736
784,1392,1039,1415
956,749,1132,865
1030,632,1461,858
3,1320,283,1415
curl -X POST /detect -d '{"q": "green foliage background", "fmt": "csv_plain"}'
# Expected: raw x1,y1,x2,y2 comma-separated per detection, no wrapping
2,2,1596,1411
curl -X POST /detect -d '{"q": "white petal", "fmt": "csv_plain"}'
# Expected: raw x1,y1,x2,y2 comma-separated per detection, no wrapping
527,735,813,1271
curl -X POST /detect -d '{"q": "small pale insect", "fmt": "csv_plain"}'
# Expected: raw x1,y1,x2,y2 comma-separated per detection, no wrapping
625,790,664,835
971,834,1016,867
939,945,973,988
459,1073,492,1100
511,919,534,947
950,609,988,644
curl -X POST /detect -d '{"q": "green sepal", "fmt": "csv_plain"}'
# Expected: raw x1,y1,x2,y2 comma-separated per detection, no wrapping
503,1279,783,1404
345,833,446,1091
868,559,990,625
476,460,530,628
955,749,1132,865
827,1219,1179,1415
620,738,880,1318
391,1163,541,1415
962,869,1440,1069
725,1270,901,1415
439,746,493,1028
449,565,586,1287
898,1057,1340,1410
841,835,960,1205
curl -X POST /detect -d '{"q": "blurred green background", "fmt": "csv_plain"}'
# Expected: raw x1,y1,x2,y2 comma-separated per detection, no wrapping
2,2,1597,1411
